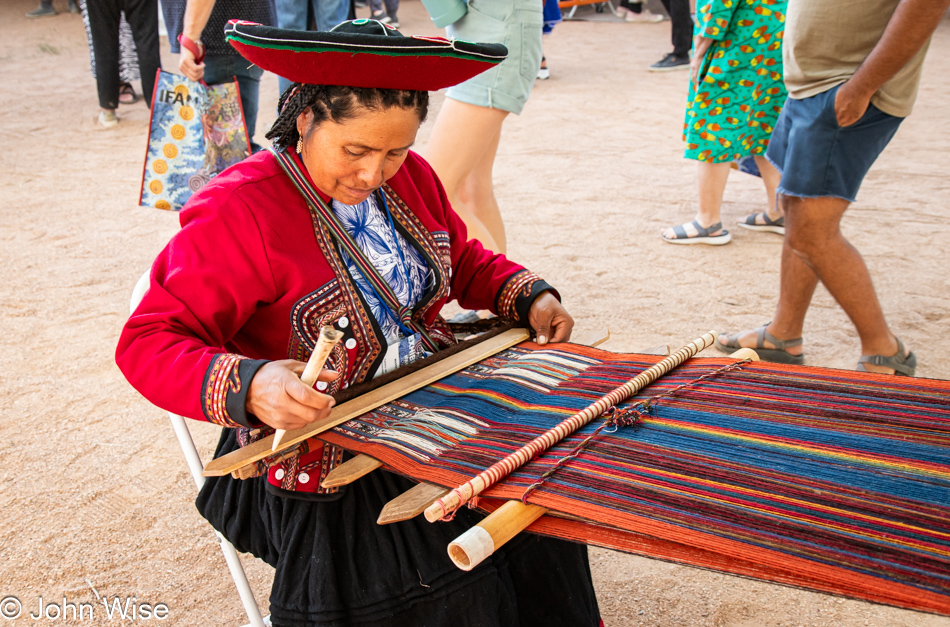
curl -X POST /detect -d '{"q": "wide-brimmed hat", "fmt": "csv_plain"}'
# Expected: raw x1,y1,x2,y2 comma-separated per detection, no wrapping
225,19,508,91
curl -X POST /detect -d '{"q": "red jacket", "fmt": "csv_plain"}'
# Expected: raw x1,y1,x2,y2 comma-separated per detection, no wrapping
116,149,552,496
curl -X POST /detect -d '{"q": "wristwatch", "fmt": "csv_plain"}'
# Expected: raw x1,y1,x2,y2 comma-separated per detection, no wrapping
178,34,206,64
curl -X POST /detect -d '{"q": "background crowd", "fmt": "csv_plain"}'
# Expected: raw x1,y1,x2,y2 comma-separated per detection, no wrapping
47,0,943,378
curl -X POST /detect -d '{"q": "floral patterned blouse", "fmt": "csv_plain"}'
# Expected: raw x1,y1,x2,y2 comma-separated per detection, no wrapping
333,194,434,374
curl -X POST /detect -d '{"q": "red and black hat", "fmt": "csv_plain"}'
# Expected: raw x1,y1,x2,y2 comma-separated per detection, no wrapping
225,19,508,91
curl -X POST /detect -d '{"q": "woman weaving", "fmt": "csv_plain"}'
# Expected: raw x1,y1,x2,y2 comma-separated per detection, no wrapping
116,19,601,627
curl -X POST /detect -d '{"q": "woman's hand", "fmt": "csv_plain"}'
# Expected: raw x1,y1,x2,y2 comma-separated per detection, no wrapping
690,37,713,88
528,291,574,345
246,360,339,431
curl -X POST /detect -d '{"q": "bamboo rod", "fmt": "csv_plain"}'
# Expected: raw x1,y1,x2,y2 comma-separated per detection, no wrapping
272,326,344,451
424,331,717,523
448,501,546,570
444,345,760,570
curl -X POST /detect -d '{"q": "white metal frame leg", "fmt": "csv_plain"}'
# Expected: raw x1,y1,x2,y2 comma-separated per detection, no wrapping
131,270,267,626
564,0,618,19
168,414,267,627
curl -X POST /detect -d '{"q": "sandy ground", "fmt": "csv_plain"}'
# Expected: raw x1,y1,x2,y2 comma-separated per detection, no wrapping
1,0,949,625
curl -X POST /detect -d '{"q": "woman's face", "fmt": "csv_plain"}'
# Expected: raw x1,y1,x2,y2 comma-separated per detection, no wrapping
296,105,421,206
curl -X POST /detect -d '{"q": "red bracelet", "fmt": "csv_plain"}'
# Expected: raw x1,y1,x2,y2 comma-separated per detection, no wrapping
178,33,205,64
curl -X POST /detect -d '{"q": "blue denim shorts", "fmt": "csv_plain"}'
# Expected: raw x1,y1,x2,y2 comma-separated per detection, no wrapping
445,0,543,115
766,84,903,203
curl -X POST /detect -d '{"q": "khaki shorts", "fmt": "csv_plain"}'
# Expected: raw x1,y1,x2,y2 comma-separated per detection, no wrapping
445,0,543,115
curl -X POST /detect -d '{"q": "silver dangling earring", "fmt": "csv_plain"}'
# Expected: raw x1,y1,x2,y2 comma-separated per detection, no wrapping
296,138,304,154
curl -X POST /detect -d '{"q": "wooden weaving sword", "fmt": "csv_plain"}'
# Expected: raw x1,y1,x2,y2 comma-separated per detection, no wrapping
321,328,613,490
201,328,530,477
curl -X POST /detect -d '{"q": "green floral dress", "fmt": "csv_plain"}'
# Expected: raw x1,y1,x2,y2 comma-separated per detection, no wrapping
684,0,788,163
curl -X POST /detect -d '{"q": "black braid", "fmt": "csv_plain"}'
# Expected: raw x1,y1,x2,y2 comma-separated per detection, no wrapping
266,83,429,150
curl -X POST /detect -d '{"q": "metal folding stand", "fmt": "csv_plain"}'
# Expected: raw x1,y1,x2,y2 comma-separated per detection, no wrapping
130,271,269,627
558,0,619,19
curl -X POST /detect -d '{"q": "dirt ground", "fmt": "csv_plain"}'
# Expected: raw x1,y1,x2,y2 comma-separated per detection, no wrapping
1,0,949,625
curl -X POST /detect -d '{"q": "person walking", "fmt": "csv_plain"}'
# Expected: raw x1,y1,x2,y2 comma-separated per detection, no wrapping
716,0,950,376
85,0,161,127
425,0,544,255
649,0,692,71
81,1,142,107
661,0,788,245
165,0,276,151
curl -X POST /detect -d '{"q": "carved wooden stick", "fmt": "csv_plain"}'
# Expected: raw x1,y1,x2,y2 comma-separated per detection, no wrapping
272,325,343,451
321,454,383,488
424,332,718,523
445,345,759,570
378,482,451,525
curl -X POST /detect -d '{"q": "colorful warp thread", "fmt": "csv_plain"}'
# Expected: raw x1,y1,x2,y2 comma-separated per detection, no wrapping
425,333,715,521
518,404,644,504
519,359,751,503
320,343,950,615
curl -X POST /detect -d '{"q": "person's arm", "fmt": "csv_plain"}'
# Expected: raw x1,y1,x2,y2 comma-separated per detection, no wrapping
116,188,335,431
178,0,216,81
835,0,950,126
690,36,714,88
689,0,740,87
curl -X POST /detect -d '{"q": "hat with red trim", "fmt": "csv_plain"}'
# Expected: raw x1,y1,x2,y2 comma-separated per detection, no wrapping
224,19,508,91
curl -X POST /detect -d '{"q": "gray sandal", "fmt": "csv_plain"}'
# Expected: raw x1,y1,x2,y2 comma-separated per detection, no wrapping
736,211,785,235
661,220,732,245
715,324,804,365
856,337,917,377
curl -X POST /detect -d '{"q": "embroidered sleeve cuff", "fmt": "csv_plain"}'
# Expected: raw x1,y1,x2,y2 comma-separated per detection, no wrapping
201,354,269,428
495,270,560,326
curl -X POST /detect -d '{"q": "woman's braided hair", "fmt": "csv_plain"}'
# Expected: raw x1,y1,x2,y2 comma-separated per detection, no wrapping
266,83,430,150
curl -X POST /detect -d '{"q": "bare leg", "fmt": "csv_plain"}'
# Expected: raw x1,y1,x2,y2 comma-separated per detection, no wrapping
720,195,908,372
753,155,781,219
457,127,506,253
661,160,731,239
767,197,819,351
425,98,509,254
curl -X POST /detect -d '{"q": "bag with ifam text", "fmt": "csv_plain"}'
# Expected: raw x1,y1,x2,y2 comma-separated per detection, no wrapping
140,69,250,211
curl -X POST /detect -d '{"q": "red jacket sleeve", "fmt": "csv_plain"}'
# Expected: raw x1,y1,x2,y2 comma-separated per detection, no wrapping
115,185,276,427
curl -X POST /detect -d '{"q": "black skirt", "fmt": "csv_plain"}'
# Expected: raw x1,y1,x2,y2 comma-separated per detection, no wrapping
197,429,601,627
